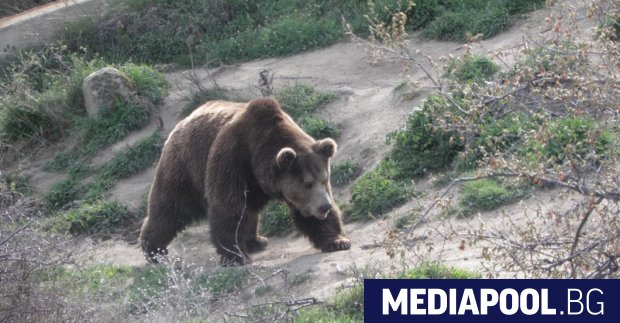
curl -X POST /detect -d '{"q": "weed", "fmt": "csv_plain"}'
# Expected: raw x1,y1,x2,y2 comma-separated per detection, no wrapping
275,84,339,138
2,171,32,195
393,214,412,230
419,0,545,41
260,202,292,237
120,64,169,104
100,132,163,180
401,262,480,279
445,54,499,83
181,87,228,117
298,115,341,139
331,160,362,186
387,95,462,179
521,117,617,166
195,267,248,295
44,176,82,209
79,100,149,154
55,200,132,235
347,162,411,221
458,179,521,216
275,84,336,119
296,284,364,322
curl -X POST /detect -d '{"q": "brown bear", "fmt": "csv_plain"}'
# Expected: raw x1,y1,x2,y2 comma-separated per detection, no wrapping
139,97,350,265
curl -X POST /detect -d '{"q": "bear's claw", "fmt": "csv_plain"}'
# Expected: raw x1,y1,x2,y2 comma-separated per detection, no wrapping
322,237,351,252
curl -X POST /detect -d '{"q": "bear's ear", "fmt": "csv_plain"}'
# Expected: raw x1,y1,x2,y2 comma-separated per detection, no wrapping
276,147,297,170
315,138,337,158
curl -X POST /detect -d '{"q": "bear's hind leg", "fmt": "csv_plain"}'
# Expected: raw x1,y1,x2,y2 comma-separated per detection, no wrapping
140,194,204,263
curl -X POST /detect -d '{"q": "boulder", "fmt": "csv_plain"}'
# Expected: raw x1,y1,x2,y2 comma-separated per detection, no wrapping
82,67,133,118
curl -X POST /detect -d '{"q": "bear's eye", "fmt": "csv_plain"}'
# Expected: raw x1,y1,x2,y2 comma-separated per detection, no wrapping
304,182,313,190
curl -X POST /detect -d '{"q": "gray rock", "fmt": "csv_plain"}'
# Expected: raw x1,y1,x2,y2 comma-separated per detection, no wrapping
82,67,134,118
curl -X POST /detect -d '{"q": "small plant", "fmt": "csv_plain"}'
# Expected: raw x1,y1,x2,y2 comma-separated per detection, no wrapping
260,202,292,237
521,117,616,167
44,176,82,209
195,267,248,295
55,200,132,235
402,262,480,279
181,87,228,117
331,160,362,186
458,179,521,216
387,95,462,179
298,115,341,139
275,84,340,138
120,64,169,104
445,54,499,83
296,284,364,322
347,162,411,221
100,132,163,180
275,84,336,119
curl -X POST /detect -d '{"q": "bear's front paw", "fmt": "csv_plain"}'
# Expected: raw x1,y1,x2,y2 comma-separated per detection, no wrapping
246,236,268,253
322,237,351,252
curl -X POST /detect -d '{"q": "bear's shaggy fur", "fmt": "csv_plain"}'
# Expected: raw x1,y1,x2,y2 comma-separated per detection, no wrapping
140,98,350,265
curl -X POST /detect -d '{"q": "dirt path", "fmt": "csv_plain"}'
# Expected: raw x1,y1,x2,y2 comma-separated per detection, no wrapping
61,0,596,300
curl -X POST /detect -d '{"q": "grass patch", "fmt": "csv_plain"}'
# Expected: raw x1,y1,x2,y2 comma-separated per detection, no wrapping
100,132,163,180
521,117,617,166
331,160,362,186
275,84,340,139
260,202,292,237
54,0,543,67
54,199,132,235
387,95,462,179
195,267,248,295
44,132,163,209
346,161,411,221
45,264,134,295
1,48,167,146
401,262,481,279
418,0,545,41
296,284,364,322
445,54,499,83
44,177,82,209
181,86,228,117
458,178,522,216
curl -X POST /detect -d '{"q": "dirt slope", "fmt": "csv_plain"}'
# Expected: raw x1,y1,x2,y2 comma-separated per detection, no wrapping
70,0,595,300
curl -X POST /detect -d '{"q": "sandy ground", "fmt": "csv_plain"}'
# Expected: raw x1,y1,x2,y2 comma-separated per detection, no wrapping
9,0,600,304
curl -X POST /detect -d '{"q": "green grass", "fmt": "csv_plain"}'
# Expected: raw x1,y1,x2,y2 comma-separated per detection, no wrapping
45,264,134,294
521,117,617,166
445,54,499,82
417,0,545,41
44,133,163,209
54,199,132,235
386,95,462,179
181,87,229,117
259,202,292,237
331,160,362,186
275,84,340,139
194,267,248,295
458,179,522,216
401,262,480,279
100,132,163,180
296,262,478,322
346,161,411,221
296,284,364,322
53,0,544,67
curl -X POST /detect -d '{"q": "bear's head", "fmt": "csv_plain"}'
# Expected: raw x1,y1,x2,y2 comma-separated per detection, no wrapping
275,138,337,220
